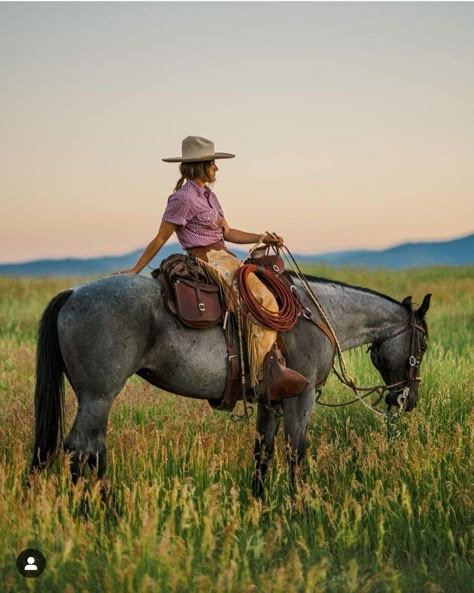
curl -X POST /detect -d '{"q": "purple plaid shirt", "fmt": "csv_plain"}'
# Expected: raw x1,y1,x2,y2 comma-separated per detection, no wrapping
162,180,225,249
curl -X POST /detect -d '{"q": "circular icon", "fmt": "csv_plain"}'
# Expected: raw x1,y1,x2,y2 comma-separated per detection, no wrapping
16,548,46,578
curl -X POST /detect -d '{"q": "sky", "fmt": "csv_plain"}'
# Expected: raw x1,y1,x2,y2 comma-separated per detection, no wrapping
1,2,473,263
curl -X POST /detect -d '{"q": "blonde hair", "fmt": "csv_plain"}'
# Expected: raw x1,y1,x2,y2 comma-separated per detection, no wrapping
174,161,213,191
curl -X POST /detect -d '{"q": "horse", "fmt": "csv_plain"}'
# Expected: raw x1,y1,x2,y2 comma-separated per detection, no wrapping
29,271,431,497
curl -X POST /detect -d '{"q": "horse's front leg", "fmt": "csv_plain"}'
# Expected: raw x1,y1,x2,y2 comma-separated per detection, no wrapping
252,401,282,499
283,384,316,495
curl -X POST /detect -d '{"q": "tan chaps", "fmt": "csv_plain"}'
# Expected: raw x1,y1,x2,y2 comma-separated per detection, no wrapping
187,243,278,387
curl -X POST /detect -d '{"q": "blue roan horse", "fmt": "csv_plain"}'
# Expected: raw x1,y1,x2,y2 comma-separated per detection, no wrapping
30,272,430,496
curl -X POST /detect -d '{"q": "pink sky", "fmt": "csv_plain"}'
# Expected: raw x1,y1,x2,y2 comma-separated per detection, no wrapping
1,3,473,263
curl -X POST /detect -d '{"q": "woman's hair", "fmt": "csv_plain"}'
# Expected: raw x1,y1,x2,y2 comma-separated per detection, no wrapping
174,161,213,191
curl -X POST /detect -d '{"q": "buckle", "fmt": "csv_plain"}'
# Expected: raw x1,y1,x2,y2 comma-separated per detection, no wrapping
397,392,407,408
199,303,206,312
303,307,312,320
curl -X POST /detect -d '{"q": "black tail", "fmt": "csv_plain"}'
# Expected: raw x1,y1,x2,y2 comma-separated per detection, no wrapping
30,289,73,472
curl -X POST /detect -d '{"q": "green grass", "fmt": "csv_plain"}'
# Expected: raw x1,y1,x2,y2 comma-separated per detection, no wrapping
0,267,473,593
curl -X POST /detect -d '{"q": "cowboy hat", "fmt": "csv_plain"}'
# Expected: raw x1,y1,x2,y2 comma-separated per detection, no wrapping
162,136,235,163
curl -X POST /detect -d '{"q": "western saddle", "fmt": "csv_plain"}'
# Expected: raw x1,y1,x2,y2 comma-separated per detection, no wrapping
152,252,321,412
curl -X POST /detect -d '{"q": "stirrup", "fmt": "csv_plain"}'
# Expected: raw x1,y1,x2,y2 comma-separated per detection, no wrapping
263,345,309,402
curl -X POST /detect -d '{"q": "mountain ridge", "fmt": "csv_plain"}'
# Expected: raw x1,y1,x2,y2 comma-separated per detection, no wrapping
0,233,472,276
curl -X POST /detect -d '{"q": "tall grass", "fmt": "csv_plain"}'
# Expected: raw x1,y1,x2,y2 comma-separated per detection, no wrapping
0,267,472,593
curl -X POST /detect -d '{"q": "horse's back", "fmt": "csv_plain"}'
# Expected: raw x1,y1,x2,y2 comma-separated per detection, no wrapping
64,274,161,305
56,275,164,386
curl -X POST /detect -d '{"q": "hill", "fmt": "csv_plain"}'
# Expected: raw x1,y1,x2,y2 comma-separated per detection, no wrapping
310,233,474,269
0,233,472,276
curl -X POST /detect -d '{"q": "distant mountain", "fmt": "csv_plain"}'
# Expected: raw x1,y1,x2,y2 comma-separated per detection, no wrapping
309,233,474,269
0,244,187,277
0,233,472,276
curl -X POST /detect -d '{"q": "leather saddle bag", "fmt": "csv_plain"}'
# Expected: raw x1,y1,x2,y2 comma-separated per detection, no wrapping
152,254,223,329
173,278,221,329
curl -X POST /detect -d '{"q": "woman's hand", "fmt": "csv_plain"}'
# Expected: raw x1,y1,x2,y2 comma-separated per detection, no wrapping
113,269,137,275
262,232,284,248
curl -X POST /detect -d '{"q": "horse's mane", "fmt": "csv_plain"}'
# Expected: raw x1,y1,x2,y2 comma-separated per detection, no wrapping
290,272,403,308
292,273,429,339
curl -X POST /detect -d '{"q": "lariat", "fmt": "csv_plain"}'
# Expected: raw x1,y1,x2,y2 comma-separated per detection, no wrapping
235,264,301,331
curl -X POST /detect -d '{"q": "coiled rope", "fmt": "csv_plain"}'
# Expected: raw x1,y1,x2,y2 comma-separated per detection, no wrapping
235,263,301,331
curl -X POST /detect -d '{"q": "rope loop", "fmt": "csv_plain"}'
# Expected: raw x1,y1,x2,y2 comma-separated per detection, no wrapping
235,263,301,331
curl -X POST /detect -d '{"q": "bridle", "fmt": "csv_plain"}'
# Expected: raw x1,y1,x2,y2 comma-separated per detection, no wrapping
369,310,428,416
274,244,429,423
316,311,427,422
231,242,430,425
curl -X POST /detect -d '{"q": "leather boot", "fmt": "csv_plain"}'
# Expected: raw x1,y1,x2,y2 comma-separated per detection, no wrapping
263,345,309,402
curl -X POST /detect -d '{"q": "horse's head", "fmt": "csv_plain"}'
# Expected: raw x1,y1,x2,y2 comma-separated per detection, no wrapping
369,293,431,412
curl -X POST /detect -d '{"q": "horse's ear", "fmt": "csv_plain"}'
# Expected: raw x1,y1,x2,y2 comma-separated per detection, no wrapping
417,293,432,318
402,296,412,310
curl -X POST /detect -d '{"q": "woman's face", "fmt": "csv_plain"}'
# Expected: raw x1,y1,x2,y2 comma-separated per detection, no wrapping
207,160,218,183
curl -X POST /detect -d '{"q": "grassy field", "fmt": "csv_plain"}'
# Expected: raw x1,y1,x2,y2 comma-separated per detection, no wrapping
0,267,473,593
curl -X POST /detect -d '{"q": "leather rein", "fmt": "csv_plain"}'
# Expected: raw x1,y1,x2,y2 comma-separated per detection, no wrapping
234,242,427,422
324,312,427,418
258,245,427,421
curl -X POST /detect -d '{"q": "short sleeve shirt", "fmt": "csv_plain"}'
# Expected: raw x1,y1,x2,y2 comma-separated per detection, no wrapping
162,180,225,249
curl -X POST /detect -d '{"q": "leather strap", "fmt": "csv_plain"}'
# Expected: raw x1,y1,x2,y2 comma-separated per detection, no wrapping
208,313,241,411
156,270,177,316
278,271,336,352
304,311,337,351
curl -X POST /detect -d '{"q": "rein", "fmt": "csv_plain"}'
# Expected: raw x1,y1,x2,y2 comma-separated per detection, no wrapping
281,246,426,423
230,238,426,425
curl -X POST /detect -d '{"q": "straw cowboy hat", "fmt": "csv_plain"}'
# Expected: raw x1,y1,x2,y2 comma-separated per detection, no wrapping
162,136,235,163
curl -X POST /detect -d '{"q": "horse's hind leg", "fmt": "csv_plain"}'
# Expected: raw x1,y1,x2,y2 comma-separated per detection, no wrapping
252,402,282,499
64,393,116,488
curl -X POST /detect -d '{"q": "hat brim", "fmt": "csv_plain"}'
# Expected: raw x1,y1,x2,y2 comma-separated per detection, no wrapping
162,152,235,163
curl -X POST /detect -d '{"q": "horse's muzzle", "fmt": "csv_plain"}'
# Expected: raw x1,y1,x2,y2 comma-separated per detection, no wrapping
385,384,418,412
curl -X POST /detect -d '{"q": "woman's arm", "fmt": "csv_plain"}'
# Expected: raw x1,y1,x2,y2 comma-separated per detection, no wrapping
221,219,283,247
117,221,178,274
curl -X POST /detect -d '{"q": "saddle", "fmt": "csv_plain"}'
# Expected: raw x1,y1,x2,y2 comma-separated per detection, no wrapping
152,254,240,411
152,251,309,411
244,245,285,276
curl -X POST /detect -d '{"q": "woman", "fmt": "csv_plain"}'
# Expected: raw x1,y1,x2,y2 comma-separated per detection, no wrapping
118,136,305,399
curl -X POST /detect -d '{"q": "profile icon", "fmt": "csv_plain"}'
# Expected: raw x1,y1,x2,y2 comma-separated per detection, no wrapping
16,548,46,578
24,556,38,571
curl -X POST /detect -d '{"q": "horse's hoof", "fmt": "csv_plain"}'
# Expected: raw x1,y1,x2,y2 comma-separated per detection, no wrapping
251,477,265,500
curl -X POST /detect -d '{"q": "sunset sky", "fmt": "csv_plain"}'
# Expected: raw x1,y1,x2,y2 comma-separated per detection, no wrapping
1,2,473,263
